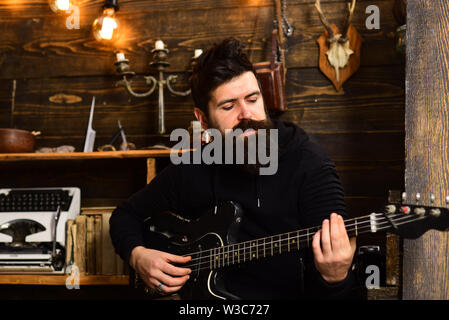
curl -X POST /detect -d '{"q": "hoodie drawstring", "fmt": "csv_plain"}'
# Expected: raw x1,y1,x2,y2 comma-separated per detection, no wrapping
255,175,261,208
212,166,218,214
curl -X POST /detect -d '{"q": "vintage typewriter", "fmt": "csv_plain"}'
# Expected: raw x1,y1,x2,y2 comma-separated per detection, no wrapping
0,187,80,274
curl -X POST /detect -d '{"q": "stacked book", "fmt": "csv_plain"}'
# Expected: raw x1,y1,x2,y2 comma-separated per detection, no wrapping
65,207,128,276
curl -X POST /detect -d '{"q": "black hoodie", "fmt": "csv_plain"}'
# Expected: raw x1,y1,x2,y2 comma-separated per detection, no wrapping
109,119,361,299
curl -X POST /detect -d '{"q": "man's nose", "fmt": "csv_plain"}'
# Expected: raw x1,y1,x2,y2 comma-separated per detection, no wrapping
237,101,252,120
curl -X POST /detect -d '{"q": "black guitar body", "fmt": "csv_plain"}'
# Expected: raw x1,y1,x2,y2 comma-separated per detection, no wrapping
141,201,244,300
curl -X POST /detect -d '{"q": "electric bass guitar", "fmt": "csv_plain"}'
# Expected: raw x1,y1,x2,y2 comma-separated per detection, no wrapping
132,200,449,300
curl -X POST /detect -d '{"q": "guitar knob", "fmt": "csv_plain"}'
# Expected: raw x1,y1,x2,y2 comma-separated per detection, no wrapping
414,207,426,216
402,192,407,202
236,217,242,223
431,194,436,204
401,206,411,214
415,193,421,202
385,205,396,214
430,209,441,217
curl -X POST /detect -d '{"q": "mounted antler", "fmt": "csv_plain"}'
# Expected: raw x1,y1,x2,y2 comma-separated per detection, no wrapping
341,0,356,43
315,0,334,40
315,0,361,90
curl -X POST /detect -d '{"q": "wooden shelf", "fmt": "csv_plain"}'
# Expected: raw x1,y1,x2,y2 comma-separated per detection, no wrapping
0,150,175,162
0,274,129,286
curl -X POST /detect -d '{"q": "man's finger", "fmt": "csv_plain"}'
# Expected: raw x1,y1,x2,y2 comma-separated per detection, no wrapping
165,253,192,264
349,237,357,253
338,215,350,242
321,219,332,255
161,262,192,277
330,213,342,244
155,271,190,288
162,284,184,294
312,230,324,262
331,214,348,251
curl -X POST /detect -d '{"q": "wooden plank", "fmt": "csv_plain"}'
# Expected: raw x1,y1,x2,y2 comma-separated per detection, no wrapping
0,150,173,161
2,64,404,153
2,0,387,17
0,157,148,207
0,79,12,128
310,131,404,162
402,0,449,300
0,0,401,79
336,161,404,197
367,287,399,300
0,275,129,286
0,0,274,17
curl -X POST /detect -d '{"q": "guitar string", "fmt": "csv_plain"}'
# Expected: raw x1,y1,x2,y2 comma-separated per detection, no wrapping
183,215,427,272
182,213,399,265
182,212,405,262
181,218,370,264
182,213,426,270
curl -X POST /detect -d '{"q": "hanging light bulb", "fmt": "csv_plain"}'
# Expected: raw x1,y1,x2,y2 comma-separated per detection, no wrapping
92,0,120,42
49,0,73,13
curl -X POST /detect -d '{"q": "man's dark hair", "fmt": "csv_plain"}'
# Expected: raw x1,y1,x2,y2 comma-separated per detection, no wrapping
190,38,258,116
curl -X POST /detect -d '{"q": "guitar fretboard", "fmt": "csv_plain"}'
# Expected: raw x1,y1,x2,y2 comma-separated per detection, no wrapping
185,213,378,272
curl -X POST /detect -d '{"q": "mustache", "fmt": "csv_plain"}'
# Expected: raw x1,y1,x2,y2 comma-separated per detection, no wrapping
232,118,274,132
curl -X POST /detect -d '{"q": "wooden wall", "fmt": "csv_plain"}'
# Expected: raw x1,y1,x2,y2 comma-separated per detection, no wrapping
0,0,405,246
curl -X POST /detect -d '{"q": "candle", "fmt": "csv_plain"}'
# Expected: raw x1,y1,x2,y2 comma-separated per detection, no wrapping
194,49,203,59
116,52,125,62
155,40,165,50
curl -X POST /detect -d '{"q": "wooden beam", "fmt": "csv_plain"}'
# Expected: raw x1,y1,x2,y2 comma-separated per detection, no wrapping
403,0,449,300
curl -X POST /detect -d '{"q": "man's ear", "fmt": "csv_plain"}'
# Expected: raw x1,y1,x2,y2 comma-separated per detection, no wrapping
194,107,209,129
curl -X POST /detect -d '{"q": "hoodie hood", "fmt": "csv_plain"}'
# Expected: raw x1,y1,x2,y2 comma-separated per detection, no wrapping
273,119,310,160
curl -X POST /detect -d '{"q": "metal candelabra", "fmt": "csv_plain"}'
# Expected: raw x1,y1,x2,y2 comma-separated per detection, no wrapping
114,40,202,135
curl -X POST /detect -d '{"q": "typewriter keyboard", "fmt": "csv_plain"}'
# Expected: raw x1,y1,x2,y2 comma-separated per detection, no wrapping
0,189,72,212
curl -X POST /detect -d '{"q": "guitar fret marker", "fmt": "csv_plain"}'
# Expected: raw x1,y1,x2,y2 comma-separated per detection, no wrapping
263,238,266,258
236,244,239,264
297,231,300,250
243,243,246,262
256,240,259,259
249,242,252,261
210,249,213,270
307,229,309,247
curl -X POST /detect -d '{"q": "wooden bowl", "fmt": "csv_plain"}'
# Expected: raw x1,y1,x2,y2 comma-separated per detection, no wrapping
0,128,36,153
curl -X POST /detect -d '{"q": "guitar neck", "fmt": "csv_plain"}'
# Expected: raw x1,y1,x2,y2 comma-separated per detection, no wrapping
190,214,379,271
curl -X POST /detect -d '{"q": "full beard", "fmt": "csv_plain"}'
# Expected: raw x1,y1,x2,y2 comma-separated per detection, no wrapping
219,118,276,176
